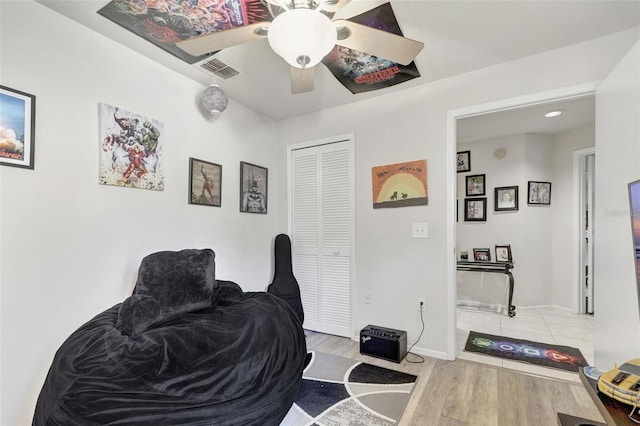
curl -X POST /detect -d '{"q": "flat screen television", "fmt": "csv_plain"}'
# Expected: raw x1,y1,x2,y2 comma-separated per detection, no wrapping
628,178,640,319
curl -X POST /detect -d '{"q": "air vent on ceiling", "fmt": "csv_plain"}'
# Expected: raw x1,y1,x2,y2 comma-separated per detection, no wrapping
195,57,241,80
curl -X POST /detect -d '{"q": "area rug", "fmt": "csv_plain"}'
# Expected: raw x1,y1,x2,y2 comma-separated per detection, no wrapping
464,330,589,372
280,351,417,426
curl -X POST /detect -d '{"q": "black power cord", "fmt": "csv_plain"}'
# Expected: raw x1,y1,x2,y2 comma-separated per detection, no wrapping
406,302,425,363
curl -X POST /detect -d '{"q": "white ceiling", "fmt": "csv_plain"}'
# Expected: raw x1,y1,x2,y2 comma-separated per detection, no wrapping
456,94,596,144
38,0,640,127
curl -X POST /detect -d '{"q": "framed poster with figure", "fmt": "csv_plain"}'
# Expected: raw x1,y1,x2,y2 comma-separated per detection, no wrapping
189,158,221,207
240,161,268,214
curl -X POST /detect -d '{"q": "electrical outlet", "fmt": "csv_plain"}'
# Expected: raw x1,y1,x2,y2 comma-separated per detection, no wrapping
418,298,426,312
412,222,428,238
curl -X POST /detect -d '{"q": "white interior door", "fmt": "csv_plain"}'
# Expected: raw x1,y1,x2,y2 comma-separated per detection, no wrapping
288,137,354,337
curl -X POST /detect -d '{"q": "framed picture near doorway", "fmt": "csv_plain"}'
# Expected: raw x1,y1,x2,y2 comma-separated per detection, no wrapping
457,150,471,173
473,248,491,262
494,186,518,211
464,197,487,221
466,174,486,196
528,181,552,205
495,244,512,262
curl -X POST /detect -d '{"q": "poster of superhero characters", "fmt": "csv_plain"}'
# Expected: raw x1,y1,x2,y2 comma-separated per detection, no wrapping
98,103,164,191
322,3,421,94
97,0,271,64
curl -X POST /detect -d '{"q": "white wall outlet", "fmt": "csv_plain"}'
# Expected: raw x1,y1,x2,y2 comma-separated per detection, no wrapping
364,292,372,304
412,222,428,238
418,298,426,311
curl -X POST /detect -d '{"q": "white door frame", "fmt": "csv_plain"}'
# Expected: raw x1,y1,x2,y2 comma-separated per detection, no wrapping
573,147,596,314
445,82,599,360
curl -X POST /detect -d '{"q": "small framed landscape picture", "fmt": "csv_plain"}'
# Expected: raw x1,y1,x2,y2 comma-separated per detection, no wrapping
189,158,222,207
464,197,487,221
528,181,552,205
457,150,471,173
473,248,491,262
466,174,485,196
494,186,518,211
495,244,512,263
0,85,36,169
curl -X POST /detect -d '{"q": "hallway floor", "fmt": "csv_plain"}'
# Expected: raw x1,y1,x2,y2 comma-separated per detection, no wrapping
456,305,594,382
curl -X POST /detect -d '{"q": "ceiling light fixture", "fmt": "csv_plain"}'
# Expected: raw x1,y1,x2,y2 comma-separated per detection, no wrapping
544,109,564,118
267,8,337,69
202,83,228,116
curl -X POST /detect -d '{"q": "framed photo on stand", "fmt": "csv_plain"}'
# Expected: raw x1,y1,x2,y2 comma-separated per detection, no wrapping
495,244,512,262
473,248,491,262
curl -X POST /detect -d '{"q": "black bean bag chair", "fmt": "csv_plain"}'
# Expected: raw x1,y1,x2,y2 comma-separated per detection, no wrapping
32,248,307,426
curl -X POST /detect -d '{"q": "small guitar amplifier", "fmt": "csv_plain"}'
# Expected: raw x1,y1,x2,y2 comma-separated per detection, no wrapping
360,325,407,363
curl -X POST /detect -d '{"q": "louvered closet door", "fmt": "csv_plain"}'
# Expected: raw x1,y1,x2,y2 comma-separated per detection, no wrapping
290,139,353,338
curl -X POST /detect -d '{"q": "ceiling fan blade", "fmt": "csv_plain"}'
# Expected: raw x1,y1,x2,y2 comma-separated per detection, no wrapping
321,0,352,13
333,19,424,65
176,22,270,57
291,66,315,94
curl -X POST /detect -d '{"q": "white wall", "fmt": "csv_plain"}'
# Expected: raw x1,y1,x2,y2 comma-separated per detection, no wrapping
594,38,640,368
276,28,639,362
0,2,284,425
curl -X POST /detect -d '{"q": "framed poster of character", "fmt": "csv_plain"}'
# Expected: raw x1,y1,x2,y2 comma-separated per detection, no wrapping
240,161,267,214
189,158,222,207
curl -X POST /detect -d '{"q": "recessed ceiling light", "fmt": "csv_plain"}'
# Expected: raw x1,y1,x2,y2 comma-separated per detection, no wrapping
545,110,564,118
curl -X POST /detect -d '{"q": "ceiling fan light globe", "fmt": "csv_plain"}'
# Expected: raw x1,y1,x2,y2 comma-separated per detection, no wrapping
202,84,228,116
267,8,337,68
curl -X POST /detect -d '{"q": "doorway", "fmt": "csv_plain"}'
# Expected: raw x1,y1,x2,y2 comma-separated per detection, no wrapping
576,148,596,314
446,83,599,360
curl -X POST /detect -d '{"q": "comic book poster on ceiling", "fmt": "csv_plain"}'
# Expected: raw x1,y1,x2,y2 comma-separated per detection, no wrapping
322,3,421,94
97,0,271,64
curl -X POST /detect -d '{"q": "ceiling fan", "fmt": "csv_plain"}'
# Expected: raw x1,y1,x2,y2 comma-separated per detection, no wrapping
175,0,424,94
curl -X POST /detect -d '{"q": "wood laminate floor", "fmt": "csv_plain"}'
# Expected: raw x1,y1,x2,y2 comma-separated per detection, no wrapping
305,328,605,426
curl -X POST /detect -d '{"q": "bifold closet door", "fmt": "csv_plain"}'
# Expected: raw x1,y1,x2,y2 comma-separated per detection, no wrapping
290,139,353,338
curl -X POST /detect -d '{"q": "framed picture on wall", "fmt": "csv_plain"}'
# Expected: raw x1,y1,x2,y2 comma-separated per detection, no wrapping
528,181,552,205
494,186,518,211
466,174,485,196
495,244,512,262
457,150,471,173
464,197,487,221
473,248,491,262
0,85,36,169
189,158,222,207
240,161,268,214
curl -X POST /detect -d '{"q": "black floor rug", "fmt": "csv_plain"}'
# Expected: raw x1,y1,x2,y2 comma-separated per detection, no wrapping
464,330,589,372
280,351,417,425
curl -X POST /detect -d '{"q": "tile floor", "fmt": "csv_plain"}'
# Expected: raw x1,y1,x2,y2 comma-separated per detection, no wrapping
456,305,594,382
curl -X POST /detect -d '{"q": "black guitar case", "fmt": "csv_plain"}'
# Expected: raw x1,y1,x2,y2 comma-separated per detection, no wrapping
268,234,304,323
